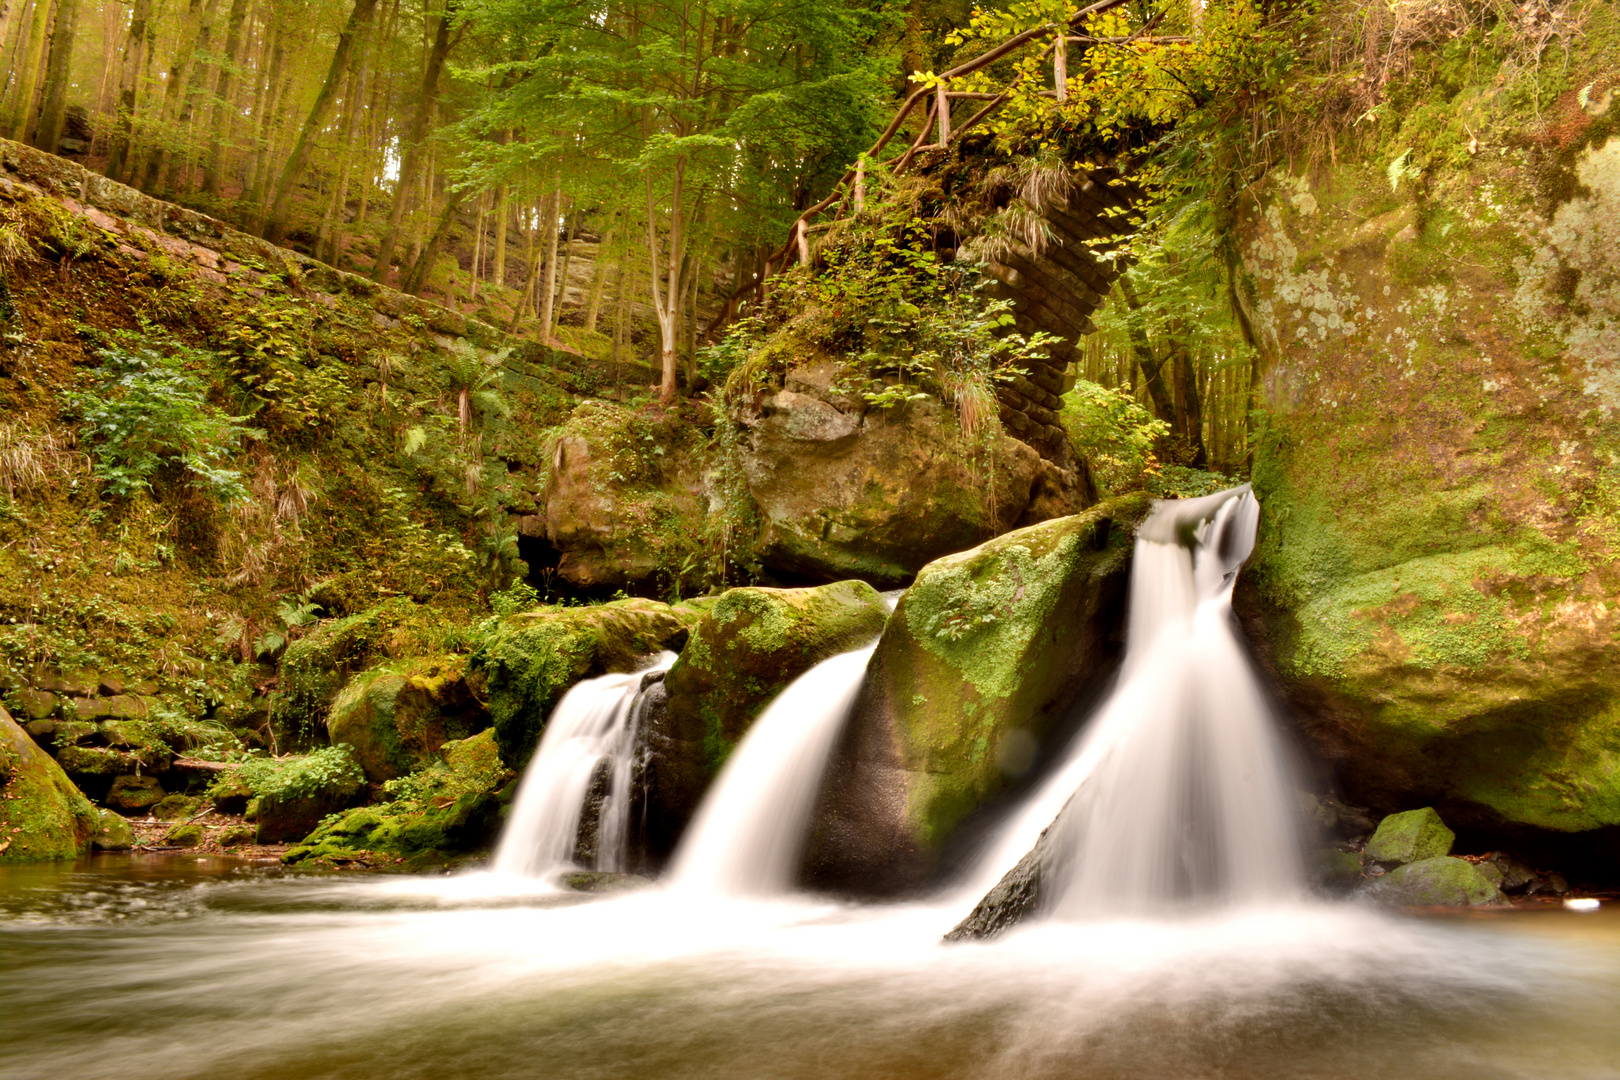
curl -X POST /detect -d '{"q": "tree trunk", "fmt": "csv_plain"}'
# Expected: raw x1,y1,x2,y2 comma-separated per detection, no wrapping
264,0,379,243
401,187,463,296
199,0,250,198
1116,278,1175,423
244,29,291,213
535,184,563,340
645,157,685,404
584,223,615,333
140,0,208,191
6,0,52,142
551,207,577,337
370,5,454,281
32,0,79,153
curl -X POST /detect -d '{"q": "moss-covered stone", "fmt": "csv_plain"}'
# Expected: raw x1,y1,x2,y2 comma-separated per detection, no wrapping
152,794,201,821
807,494,1151,894
283,728,514,867
1235,83,1620,842
270,598,418,740
0,704,98,862
106,774,165,812
1364,807,1456,864
327,656,490,783
633,581,890,862
741,383,1070,586
92,809,135,851
167,824,204,848
236,746,369,843
1372,856,1509,907
470,598,694,768
663,581,890,770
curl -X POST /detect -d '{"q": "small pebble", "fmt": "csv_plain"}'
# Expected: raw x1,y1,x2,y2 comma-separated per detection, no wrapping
1563,898,1600,912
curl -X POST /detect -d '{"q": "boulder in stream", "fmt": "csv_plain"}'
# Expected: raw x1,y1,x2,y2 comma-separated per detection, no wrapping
806,494,1150,895
1369,856,1509,907
326,659,490,783
1363,807,1455,865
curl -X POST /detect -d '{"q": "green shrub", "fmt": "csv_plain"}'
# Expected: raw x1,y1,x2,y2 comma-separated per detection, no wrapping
234,745,365,802
66,338,261,503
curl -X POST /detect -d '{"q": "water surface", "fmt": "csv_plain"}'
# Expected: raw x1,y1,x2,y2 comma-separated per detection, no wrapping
3,856,1618,1080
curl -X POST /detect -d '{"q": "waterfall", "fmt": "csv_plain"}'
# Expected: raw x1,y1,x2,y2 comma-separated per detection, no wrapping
969,486,1302,917
667,647,875,897
491,653,675,880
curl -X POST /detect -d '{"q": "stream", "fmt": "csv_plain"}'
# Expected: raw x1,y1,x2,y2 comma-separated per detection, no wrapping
3,855,1618,1080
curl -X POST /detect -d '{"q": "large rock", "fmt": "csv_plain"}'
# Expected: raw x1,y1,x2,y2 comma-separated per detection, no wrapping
1370,856,1509,907
740,366,1076,585
633,581,890,863
805,494,1150,894
470,597,695,768
327,658,490,783
0,704,99,861
1234,99,1620,859
539,401,707,592
92,809,135,851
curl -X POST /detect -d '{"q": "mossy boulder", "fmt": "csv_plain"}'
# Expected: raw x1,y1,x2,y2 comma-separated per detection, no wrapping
326,657,490,783
740,375,1074,586
0,704,99,862
1235,107,1620,850
152,794,201,821
106,774,165,812
92,809,135,851
539,401,708,592
1371,857,1509,907
270,598,418,739
284,728,514,867
633,581,890,863
806,494,1150,894
1364,807,1455,865
236,746,369,844
470,597,695,769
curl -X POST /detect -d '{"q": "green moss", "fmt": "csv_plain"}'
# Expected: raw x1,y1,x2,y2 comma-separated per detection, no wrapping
1364,807,1455,864
283,729,514,867
1374,856,1507,907
663,581,889,773
471,598,691,768
0,706,98,862
271,598,417,739
877,495,1149,851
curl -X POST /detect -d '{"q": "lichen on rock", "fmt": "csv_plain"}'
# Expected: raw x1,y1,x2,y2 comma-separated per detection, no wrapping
0,704,99,862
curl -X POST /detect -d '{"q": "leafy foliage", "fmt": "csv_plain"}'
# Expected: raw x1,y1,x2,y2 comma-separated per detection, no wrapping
236,745,366,802
1060,378,1168,494
67,338,262,504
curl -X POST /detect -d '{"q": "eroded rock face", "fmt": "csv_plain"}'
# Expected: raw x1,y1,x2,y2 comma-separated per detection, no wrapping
1236,107,1620,849
740,367,1077,586
633,581,889,864
0,705,98,862
805,495,1149,895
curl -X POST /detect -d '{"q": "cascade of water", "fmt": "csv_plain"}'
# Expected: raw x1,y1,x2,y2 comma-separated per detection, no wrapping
667,646,875,897
966,486,1302,917
491,653,675,879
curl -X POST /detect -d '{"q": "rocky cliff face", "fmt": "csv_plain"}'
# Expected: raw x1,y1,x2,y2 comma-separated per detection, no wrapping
1236,81,1620,855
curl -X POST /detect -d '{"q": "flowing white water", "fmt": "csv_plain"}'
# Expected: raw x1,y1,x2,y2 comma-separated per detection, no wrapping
965,486,1303,917
667,646,875,896
491,653,675,880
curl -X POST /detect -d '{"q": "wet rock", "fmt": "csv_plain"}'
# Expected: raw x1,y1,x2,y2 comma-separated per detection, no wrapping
807,495,1149,895
106,774,165,812
1369,857,1508,907
471,598,695,768
1364,808,1454,865
219,824,256,846
1313,847,1367,890
633,582,888,866
0,704,99,862
92,809,135,851
1477,851,1538,893
945,839,1049,942
206,771,253,815
250,749,370,844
